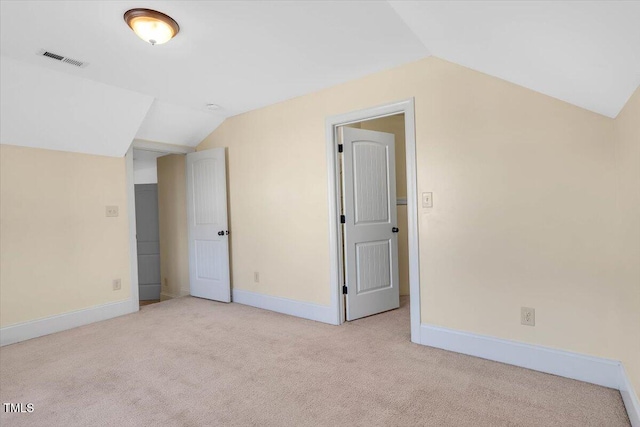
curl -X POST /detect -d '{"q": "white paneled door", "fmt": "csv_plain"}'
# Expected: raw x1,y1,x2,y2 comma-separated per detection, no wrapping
341,127,400,320
186,148,231,302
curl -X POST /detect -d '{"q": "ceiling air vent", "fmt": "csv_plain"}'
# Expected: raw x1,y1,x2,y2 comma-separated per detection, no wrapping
37,49,89,68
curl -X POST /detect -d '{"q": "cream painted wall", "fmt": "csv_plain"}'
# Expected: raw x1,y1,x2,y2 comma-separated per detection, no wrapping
613,87,640,394
157,154,190,300
198,56,636,373
0,144,131,326
359,114,409,295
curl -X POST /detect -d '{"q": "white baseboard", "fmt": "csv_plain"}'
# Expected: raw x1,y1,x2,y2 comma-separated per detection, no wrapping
420,323,639,425
421,324,621,388
0,300,134,347
232,289,337,325
620,364,640,427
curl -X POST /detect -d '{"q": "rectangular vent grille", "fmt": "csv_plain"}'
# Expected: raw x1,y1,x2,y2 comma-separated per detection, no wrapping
62,57,84,67
37,49,88,68
43,51,64,61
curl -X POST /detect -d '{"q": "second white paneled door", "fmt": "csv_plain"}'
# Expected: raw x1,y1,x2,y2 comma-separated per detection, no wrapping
186,148,231,302
341,127,400,320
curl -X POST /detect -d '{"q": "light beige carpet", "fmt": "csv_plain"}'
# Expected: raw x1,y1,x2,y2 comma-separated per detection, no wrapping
0,296,629,426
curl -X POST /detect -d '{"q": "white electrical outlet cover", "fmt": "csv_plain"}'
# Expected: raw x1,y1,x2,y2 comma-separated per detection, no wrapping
521,307,535,326
106,206,119,217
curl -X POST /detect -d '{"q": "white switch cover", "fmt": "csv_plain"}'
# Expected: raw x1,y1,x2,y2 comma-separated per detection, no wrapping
422,192,433,208
106,206,119,217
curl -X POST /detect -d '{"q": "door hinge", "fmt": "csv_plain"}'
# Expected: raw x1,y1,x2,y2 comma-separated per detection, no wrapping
340,215,346,224
342,285,348,294
338,144,343,153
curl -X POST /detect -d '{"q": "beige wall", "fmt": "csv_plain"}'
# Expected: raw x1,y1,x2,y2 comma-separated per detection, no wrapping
613,87,640,394
358,114,409,295
0,144,131,326
198,57,637,390
157,154,189,300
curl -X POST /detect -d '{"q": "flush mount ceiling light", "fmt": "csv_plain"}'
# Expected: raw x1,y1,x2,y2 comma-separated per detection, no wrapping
124,8,179,46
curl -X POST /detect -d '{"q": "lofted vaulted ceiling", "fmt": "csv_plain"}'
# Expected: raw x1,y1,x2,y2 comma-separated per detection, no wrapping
1,1,638,157
0,0,426,156
389,1,640,118
0,56,154,157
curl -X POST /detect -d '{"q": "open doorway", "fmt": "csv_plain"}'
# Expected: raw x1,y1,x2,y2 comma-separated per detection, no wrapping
132,149,170,308
131,144,193,309
326,99,421,343
127,142,230,311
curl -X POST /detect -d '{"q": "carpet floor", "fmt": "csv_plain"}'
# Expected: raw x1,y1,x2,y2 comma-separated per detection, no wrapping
0,296,629,426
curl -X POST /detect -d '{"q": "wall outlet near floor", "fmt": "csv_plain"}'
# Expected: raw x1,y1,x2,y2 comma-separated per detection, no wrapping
112,279,121,291
521,307,535,326
105,206,119,217
254,272,260,283
163,278,168,288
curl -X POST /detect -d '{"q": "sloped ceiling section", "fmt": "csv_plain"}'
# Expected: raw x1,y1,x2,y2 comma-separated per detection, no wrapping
135,100,225,147
1,0,638,158
389,1,640,118
0,57,154,157
0,0,427,157
0,0,428,115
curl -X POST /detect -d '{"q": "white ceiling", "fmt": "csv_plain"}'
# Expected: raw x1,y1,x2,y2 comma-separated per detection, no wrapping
0,0,427,155
135,100,225,147
0,57,153,157
1,1,638,157
389,1,640,118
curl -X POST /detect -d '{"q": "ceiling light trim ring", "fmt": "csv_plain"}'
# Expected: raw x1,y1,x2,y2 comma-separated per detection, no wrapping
124,8,180,45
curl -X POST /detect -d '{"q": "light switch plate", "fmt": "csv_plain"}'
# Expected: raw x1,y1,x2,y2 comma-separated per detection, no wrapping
422,192,433,208
106,206,119,217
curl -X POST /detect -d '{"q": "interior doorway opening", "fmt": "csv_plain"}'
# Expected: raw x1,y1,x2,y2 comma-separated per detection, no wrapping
326,99,421,343
129,141,195,309
127,141,231,311
132,148,172,308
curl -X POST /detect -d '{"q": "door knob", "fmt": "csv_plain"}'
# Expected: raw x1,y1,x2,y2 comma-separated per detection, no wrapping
392,227,399,233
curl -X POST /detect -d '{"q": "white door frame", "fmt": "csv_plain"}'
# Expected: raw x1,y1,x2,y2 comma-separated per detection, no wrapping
325,98,421,343
125,146,140,313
